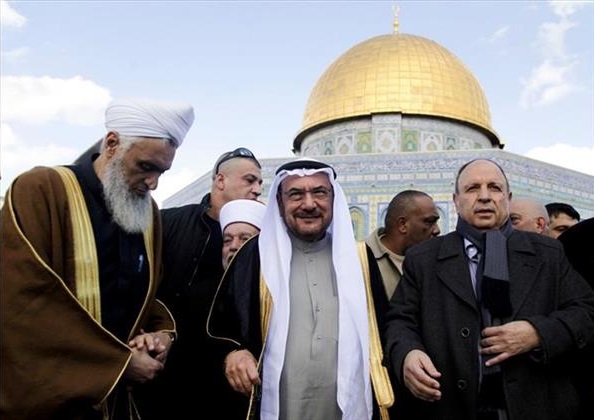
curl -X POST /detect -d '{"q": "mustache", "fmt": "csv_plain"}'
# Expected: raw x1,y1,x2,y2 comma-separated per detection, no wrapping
295,210,322,217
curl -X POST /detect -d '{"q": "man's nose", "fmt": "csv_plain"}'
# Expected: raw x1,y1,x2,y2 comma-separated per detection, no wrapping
300,192,318,208
146,173,159,190
432,224,441,236
230,237,242,251
253,183,263,197
477,185,491,201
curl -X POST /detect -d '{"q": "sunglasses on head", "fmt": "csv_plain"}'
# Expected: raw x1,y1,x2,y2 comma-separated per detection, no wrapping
213,147,259,174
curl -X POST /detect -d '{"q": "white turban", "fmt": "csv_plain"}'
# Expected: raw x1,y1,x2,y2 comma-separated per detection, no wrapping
219,199,266,232
105,97,195,147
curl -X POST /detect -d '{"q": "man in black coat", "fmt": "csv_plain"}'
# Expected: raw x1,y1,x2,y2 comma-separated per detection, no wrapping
558,217,594,420
136,147,263,419
384,159,594,420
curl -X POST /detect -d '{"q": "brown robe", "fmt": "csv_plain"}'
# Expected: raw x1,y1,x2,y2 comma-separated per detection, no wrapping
0,166,174,419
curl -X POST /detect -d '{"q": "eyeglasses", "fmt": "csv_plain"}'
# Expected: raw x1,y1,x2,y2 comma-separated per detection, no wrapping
213,147,259,175
282,187,333,202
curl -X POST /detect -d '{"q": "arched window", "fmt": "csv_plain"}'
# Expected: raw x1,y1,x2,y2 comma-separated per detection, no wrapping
349,206,367,240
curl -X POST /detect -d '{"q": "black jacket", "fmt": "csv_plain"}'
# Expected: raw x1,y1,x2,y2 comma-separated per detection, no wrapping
384,230,594,420
138,194,246,419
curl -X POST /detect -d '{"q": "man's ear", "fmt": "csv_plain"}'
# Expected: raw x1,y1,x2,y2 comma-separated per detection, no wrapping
397,216,408,234
535,216,547,233
104,132,120,157
214,172,226,190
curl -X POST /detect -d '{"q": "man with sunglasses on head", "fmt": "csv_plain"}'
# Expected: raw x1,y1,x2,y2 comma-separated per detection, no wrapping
137,147,263,419
207,158,394,419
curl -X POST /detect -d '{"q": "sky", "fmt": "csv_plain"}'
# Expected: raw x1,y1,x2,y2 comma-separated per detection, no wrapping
1,0,593,206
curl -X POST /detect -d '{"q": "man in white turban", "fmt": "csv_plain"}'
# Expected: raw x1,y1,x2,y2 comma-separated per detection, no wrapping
75,96,194,165
207,158,394,420
142,146,263,420
105,97,194,147
1,97,194,419
219,199,266,269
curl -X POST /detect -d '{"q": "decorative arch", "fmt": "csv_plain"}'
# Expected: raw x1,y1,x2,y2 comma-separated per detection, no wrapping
349,206,367,240
436,204,449,233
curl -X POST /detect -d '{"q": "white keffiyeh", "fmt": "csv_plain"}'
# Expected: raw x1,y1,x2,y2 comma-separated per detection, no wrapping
258,160,372,420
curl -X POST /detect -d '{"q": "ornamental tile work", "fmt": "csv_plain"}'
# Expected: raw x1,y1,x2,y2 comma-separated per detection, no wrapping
350,206,368,239
422,132,443,151
336,134,354,154
401,130,419,151
299,113,492,157
356,132,372,153
323,139,334,155
376,128,397,152
164,149,593,241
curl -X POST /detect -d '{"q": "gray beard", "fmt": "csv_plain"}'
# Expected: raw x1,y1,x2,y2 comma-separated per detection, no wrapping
102,157,152,234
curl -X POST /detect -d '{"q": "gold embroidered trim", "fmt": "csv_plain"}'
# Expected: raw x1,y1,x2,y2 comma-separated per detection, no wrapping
259,274,272,342
358,241,394,418
247,274,272,418
54,166,101,322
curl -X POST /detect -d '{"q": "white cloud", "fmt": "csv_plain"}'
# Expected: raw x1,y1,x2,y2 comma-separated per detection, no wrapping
151,167,199,208
519,59,576,107
0,122,17,146
487,25,509,43
524,143,594,176
1,46,29,63
0,0,26,28
1,128,79,194
518,1,588,108
1,75,111,125
2,141,79,171
0,74,111,195
549,0,588,18
538,19,575,59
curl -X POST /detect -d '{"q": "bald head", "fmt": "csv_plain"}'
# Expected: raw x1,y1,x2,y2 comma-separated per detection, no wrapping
383,190,441,255
208,152,263,220
509,198,549,234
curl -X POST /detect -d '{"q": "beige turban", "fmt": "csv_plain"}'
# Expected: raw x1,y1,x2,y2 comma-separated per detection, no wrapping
219,199,266,232
105,97,195,147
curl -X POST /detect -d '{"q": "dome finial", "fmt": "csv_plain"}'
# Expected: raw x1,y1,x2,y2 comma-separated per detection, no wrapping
393,3,400,34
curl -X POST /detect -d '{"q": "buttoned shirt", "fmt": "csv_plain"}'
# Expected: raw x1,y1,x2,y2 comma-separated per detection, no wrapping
464,238,480,298
365,228,404,299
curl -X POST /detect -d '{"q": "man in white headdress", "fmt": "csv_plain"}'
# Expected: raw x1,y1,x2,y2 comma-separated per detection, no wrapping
208,158,394,419
145,147,263,420
1,97,195,419
219,199,266,269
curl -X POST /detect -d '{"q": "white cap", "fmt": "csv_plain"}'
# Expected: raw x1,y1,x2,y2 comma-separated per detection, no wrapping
105,97,195,147
219,199,266,232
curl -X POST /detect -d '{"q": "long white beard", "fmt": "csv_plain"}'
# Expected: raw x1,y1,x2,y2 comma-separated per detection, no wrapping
102,157,152,233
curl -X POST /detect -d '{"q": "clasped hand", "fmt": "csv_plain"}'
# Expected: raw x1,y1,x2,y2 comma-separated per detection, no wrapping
124,330,175,383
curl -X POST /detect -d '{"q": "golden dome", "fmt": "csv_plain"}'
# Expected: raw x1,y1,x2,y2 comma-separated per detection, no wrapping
294,33,500,151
